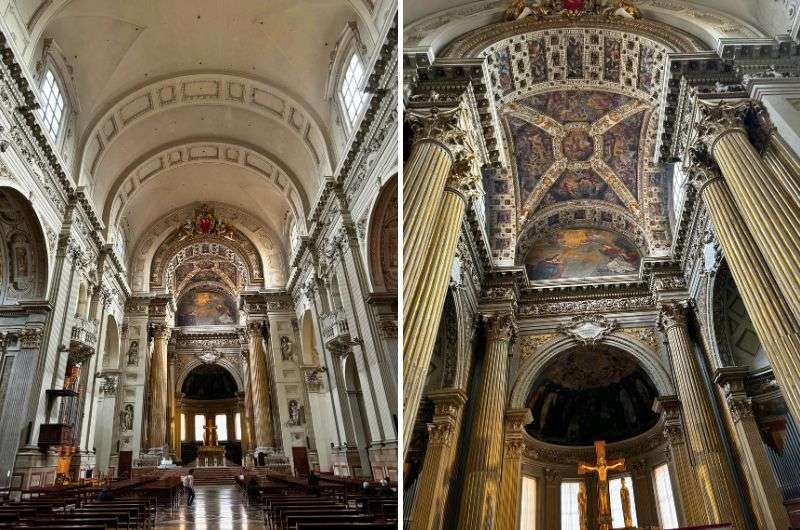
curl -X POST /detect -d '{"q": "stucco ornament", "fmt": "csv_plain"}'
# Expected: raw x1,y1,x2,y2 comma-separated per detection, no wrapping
558,314,618,345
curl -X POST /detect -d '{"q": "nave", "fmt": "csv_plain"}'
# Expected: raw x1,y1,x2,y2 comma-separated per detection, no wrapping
0,467,398,530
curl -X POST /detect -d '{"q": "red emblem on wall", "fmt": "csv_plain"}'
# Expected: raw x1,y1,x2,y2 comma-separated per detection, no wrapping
195,207,216,234
562,0,585,10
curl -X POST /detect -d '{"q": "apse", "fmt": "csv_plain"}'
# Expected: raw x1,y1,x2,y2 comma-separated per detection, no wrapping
181,364,238,400
525,346,659,445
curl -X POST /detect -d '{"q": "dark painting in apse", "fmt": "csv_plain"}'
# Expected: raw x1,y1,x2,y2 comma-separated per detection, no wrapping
524,228,640,280
176,290,238,326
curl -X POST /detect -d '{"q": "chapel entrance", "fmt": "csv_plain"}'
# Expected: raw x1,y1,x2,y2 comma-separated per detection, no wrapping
178,364,243,466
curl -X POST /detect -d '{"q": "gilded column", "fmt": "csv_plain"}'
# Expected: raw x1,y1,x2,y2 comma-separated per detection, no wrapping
629,460,658,528
689,161,800,436
715,368,790,530
457,314,514,530
659,303,746,528
167,348,180,461
409,389,467,530
543,469,561,530
697,100,800,322
656,395,708,525
403,153,480,455
147,324,170,452
246,322,274,450
404,106,469,301
496,408,533,530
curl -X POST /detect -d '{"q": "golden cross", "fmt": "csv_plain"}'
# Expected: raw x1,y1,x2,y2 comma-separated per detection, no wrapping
577,440,625,528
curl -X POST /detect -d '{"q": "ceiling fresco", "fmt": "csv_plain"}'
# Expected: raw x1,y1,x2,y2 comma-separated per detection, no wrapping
525,346,660,445
505,89,649,220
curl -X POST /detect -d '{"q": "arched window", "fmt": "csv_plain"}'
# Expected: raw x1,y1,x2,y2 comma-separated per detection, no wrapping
340,53,368,126
39,68,66,138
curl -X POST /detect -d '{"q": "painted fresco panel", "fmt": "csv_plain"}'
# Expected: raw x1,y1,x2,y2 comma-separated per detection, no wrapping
638,45,657,92
524,228,640,280
603,37,621,82
495,48,515,93
566,34,584,79
528,38,548,83
508,117,554,204
603,112,644,198
538,170,624,208
176,290,238,326
521,90,632,123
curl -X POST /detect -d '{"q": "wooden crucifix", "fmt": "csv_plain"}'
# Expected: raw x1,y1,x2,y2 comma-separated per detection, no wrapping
578,440,625,530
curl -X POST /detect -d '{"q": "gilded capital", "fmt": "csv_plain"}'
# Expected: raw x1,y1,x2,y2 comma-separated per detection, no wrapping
685,143,723,195
658,301,689,332
246,321,263,338
486,313,516,342
18,328,43,349
151,323,171,341
504,438,526,458
727,396,754,424
406,105,469,154
427,420,456,446
696,100,748,153
505,408,533,435
444,148,483,202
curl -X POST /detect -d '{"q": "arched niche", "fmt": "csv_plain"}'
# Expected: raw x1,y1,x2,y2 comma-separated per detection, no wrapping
75,281,89,318
177,360,244,399
181,364,240,400
367,175,398,293
524,345,660,445
0,187,49,303
102,315,121,369
300,309,320,366
510,334,673,408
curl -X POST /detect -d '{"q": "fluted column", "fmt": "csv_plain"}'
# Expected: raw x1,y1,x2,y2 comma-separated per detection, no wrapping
629,460,658,528
659,303,746,529
147,324,170,452
409,389,467,530
403,155,480,456
656,395,708,525
457,314,514,530
716,368,790,530
246,322,274,449
697,100,800,322
404,106,469,302
497,409,532,530
690,162,800,435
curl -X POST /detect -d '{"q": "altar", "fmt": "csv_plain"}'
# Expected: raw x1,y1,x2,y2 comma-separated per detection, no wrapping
196,417,225,467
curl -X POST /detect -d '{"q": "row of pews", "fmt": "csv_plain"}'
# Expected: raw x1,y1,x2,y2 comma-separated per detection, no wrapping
240,471,398,530
0,476,165,529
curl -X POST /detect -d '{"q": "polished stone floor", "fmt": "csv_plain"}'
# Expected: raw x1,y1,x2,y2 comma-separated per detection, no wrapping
156,485,266,529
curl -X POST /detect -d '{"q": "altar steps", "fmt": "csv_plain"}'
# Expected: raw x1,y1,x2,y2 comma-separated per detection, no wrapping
190,466,244,485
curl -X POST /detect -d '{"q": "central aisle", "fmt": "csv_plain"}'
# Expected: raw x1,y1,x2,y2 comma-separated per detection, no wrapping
156,485,265,529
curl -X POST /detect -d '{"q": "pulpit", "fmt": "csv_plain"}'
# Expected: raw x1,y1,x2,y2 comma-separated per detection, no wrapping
196,417,225,467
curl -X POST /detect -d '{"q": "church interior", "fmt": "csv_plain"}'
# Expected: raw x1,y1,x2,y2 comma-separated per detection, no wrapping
0,0,398,528
403,1,800,530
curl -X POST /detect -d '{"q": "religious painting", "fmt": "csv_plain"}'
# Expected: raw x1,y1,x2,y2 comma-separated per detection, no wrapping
522,90,632,123
538,170,624,209
507,117,554,205
566,34,584,79
603,37,621,82
524,228,641,280
562,128,594,161
176,290,238,326
638,45,657,92
528,38,548,83
495,48,514,93
526,347,660,445
603,112,644,198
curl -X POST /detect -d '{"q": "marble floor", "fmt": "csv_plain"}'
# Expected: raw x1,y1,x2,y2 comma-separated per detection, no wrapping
156,485,266,529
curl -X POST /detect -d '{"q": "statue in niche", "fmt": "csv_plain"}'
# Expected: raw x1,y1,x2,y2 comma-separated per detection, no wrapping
126,340,139,366
120,404,134,431
280,336,294,361
288,399,305,426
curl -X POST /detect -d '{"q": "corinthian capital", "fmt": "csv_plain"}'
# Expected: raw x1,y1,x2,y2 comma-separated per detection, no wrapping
151,323,171,340
658,301,689,332
246,321,263,338
18,328,43,349
696,100,748,152
406,104,470,153
445,148,483,201
486,313,516,342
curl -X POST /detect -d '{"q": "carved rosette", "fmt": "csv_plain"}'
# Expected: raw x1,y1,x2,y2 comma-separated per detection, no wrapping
18,328,43,349
727,396,754,424
486,313,516,342
658,301,689,332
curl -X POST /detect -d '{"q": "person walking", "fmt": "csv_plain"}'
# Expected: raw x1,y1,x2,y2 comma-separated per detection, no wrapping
182,468,195,506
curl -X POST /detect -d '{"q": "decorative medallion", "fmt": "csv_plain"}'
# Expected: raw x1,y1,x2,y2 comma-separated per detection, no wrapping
558,314,618,344
198,345,222,364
